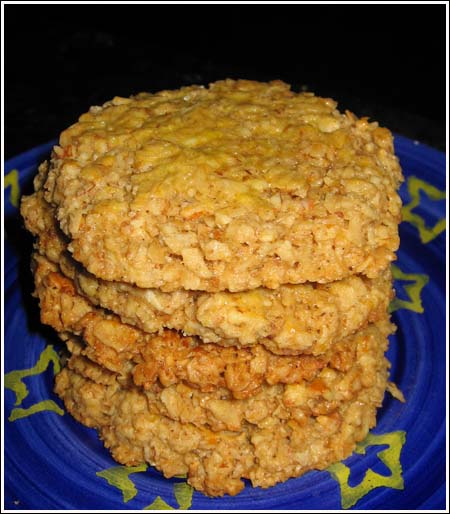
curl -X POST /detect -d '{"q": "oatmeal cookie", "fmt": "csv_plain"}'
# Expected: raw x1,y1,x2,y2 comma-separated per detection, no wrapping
37,80,402,291
55,326,391,497
61,316,392,433
33,253,393,400
24,192,394,355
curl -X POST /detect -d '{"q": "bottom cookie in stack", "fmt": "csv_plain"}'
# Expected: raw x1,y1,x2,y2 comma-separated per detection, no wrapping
55,322,391,497
31,253,402,497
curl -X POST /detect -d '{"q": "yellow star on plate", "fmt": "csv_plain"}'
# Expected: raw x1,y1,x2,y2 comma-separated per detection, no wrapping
144,482,194,510
4,169,20,208
96,465,194,510
96,464,148,503
401,176,446,243
5,345,64,421
389,265,429,314
327,431,406,509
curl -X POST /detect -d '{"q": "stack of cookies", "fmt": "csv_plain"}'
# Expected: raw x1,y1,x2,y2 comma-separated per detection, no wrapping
21,80,404,497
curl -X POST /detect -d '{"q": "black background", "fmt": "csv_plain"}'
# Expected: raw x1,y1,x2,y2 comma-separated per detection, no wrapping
5,3,446,158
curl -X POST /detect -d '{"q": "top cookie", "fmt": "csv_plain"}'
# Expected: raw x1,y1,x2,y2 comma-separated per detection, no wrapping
43,79,403,292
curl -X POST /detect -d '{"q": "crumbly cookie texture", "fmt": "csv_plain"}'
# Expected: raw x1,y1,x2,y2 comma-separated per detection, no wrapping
40,79,403,291
60,310,391,433
33,253,393,399
55,318,391,496
23,192,393,355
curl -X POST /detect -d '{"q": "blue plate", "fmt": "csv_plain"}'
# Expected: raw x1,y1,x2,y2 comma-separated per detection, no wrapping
4,136,446,510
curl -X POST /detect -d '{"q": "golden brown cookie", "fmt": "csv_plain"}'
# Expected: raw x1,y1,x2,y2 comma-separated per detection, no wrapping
36,80,402,291
23,192,394,355
55,321,391,497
